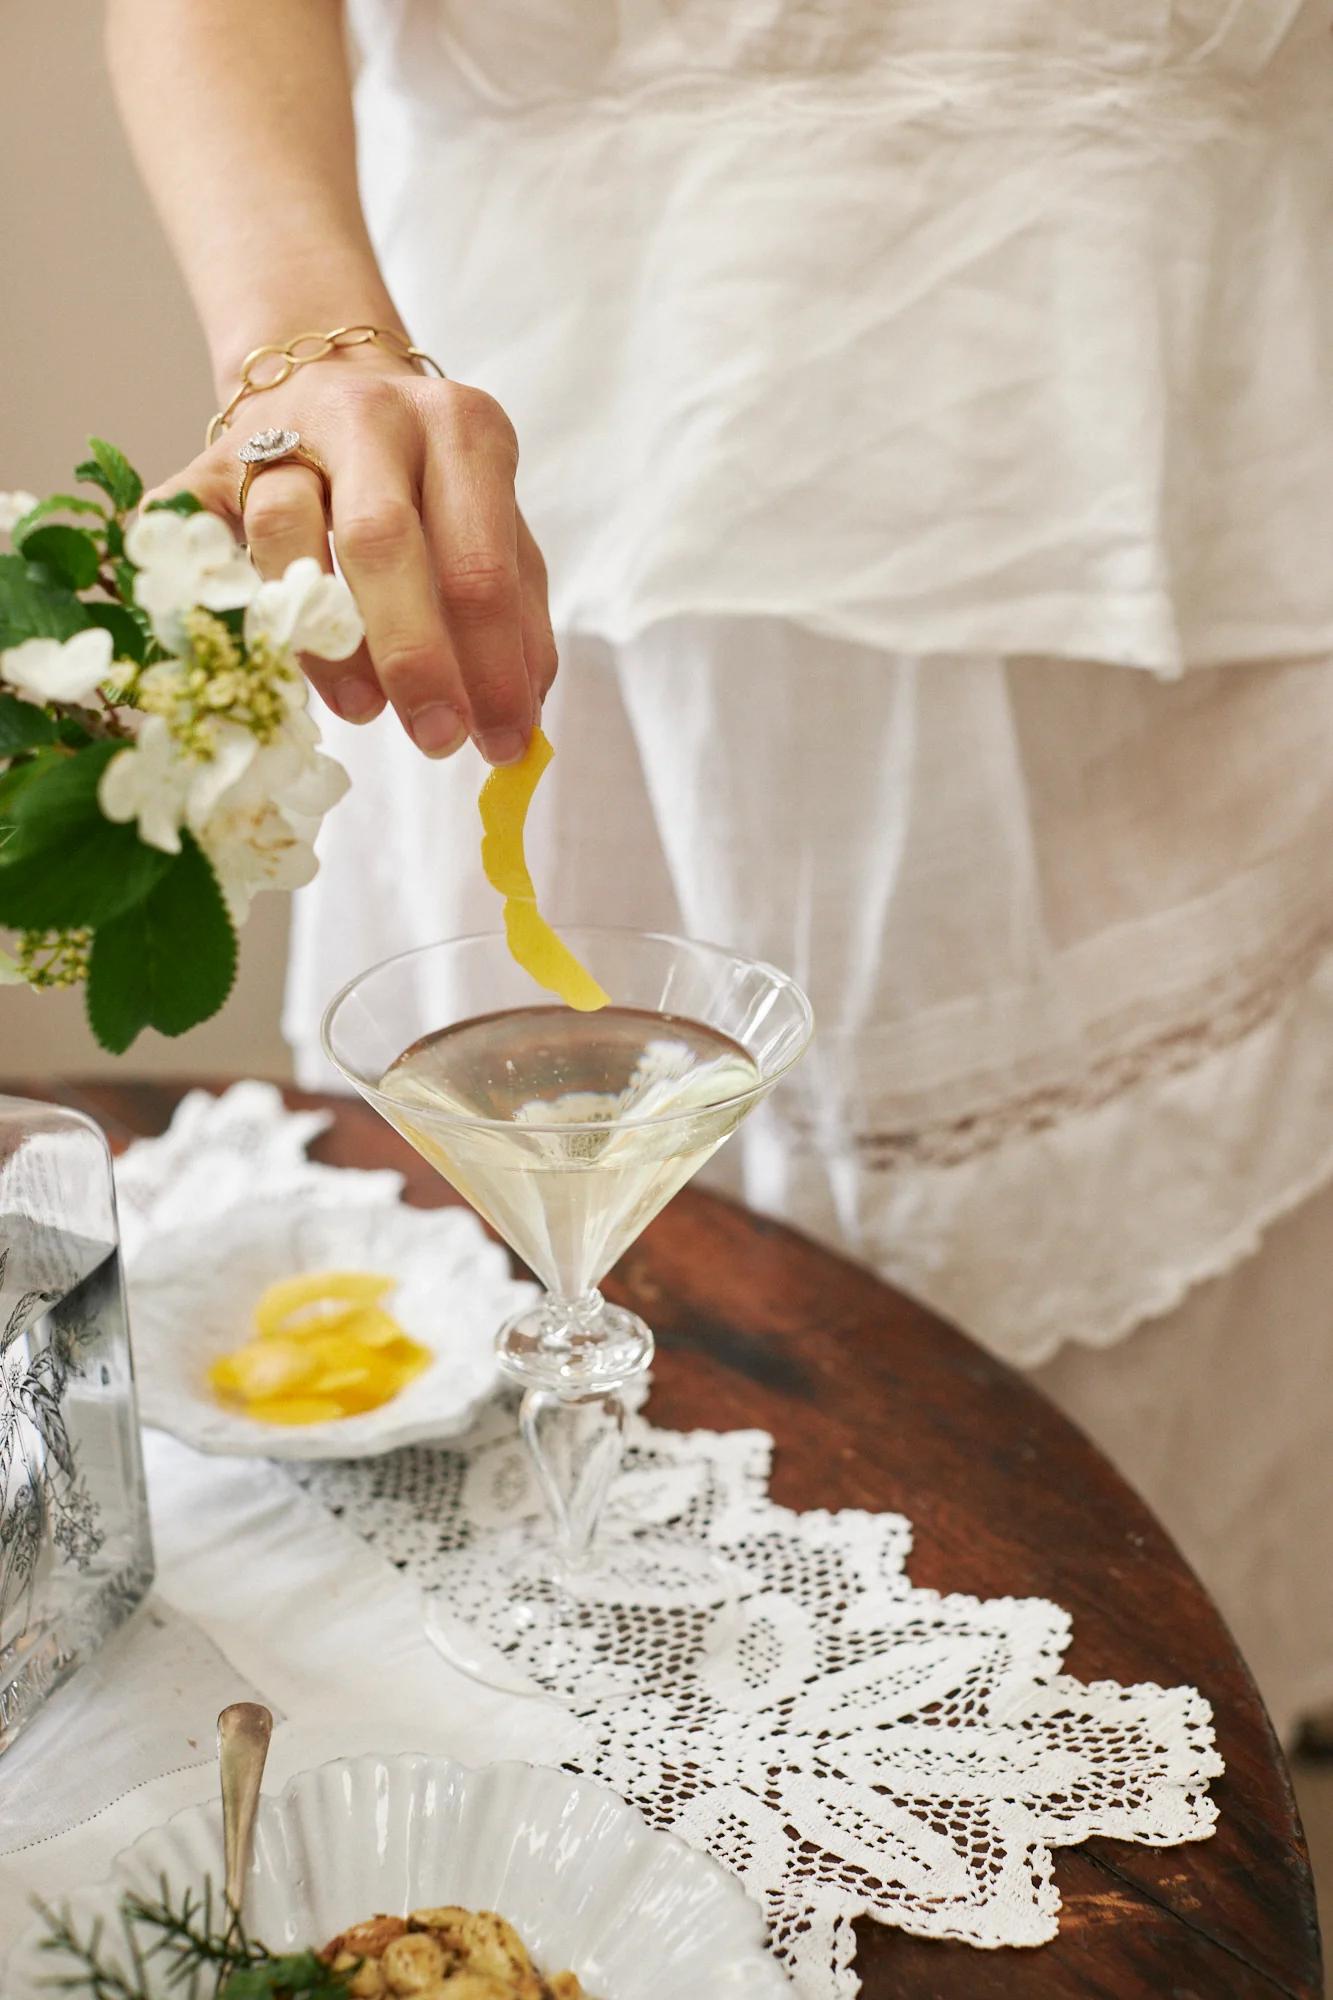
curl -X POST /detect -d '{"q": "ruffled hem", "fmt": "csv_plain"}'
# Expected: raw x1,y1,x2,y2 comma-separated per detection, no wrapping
548,592,1333,683
841,942,1333,1365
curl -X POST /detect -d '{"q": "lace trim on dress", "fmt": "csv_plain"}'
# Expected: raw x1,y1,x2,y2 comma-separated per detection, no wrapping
787,912,1333,1173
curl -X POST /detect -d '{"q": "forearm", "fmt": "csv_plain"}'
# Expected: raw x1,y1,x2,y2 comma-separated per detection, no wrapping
107,0,550,763
105,0,402,393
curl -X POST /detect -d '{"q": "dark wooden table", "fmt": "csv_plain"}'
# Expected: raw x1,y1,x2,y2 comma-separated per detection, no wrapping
18,1077,1324,2000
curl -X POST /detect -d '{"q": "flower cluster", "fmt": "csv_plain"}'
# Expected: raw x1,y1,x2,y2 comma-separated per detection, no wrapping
11,927,93,989
0,445,363,1049
93,518,355,922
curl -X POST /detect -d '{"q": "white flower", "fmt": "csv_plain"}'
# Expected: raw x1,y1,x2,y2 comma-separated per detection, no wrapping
98,713,259,857
184,722,260,821
192,734,349,923
98,660,349,923
229,699,343,805
196,794,321,923
267,744,350,820
125,510,258,646
0,491,38,535
244,556,364,662
1,628,114,705
97,714,197,854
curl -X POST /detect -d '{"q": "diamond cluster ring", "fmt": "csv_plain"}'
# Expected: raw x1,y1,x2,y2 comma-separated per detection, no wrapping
236,428,331,515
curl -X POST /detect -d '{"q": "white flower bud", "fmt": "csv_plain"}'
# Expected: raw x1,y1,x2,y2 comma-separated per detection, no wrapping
0,490,39,534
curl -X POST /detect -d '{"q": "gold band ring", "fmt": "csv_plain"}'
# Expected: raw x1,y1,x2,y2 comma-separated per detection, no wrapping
236,427,331,516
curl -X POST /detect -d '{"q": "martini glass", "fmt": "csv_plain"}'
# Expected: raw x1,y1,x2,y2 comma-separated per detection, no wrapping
322,928,813,1696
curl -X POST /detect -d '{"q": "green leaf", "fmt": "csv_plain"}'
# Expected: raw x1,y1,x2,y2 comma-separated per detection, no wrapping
17,525,101,592
0,741,173,928
87,832,236,1052
114,558,139,603
0,695,57,755
77,437,143,514
219,1954,351,1999
104,516,124,558
84,600,150,665
0,749,60,834
144,490,204,517
12,494,106,546
0,552,90,647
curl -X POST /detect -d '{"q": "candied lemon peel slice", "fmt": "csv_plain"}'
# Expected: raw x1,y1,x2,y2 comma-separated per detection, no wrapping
479,726,610,1012
253,1269,393,1339
209,1269,431,1427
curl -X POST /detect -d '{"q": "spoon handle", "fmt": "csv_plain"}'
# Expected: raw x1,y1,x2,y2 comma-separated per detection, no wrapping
218,1702,273,1922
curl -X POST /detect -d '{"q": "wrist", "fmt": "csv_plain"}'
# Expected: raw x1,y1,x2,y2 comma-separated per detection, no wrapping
208,319,430,441
209,290,410,403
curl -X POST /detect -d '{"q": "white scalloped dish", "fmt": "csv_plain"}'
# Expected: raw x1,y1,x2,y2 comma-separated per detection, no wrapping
128,1199,533,1458
7,1753,790,1997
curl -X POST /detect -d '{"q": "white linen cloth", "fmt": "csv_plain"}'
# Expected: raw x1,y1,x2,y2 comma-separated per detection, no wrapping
0,1091,1224,1995
0,1597,277,1859
347,0,1333,674
0,1431,586,1971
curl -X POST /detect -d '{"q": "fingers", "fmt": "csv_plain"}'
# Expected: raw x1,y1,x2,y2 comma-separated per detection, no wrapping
141,378,555,762
517,512,558,716
330,395,470,757
241,463,327,580
422,388,532,764
144,447,244,535
242,464,386,726
148,447,386,727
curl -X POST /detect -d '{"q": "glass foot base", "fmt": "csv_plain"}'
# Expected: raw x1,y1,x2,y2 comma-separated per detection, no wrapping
422,1523,743,1704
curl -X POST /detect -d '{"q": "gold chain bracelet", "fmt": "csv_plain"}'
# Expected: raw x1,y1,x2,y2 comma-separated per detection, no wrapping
206,324,447,447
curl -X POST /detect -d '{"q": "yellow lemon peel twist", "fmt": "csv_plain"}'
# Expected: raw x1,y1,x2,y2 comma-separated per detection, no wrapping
479,727,609,1011
209,1270,432,1427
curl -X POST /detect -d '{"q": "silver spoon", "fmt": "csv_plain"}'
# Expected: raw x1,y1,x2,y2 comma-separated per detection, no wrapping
217,1702,273,1931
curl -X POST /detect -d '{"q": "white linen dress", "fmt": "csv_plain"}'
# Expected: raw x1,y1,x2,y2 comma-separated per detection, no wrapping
287,0,1333,1733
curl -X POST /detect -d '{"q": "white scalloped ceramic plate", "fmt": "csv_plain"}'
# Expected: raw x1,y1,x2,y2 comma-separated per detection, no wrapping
7,1753,790,1997
128,1199,533,1458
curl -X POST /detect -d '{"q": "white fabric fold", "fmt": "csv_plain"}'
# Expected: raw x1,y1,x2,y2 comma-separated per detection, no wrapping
350,0,1333,673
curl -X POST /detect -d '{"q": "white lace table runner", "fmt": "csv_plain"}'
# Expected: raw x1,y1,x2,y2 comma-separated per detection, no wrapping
120,1086,1223,1995
291,1405,1221,1984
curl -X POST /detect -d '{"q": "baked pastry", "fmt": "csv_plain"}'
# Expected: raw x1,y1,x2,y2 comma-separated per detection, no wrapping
321,1906,586,1998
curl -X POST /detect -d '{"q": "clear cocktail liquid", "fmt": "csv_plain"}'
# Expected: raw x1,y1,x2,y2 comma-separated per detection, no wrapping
0,1111,154,1755
380,1005,760,1296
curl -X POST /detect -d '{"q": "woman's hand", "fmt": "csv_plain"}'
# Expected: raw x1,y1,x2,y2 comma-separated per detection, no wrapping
155,355,556,763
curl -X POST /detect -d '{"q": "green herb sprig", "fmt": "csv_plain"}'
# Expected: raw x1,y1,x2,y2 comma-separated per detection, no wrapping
36,1878,353,2000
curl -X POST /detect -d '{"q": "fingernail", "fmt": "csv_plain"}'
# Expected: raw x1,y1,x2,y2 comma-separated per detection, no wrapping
331,676,384,723
410,702,467,756
480,728,528,766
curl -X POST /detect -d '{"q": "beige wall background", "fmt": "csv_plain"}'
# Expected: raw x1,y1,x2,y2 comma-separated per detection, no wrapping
0,3,292,1082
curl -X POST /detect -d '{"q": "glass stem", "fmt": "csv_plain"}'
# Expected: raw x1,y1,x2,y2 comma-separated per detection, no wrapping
520,1385,628,1575
535,1287,605,1359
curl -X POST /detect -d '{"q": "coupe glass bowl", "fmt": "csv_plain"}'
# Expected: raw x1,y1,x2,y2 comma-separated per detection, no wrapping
9,1752,791,1997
